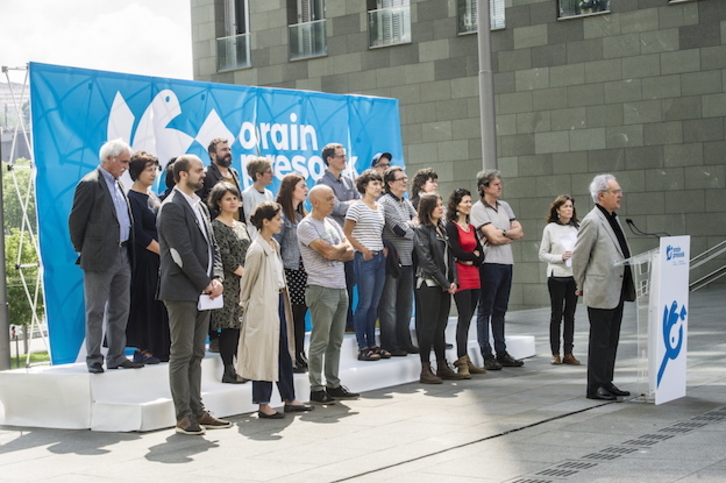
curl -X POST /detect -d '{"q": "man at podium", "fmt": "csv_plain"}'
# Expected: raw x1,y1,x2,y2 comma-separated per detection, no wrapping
572,174,636,401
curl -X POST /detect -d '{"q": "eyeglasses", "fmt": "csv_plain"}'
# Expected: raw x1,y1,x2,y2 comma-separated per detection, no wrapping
394,176,408,182
376,163,391,168
333,154,347,159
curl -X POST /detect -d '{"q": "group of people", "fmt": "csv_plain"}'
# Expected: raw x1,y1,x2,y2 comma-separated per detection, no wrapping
69,135,635,436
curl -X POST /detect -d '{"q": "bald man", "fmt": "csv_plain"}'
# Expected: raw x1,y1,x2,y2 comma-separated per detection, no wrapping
297,185,358,404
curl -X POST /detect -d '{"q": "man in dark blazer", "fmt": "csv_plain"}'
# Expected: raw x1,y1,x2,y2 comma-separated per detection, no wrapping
157,154,231,435
572,174,636,401
69,139,143,374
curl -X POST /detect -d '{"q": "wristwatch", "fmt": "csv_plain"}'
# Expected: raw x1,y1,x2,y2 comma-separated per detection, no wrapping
502,229,507,237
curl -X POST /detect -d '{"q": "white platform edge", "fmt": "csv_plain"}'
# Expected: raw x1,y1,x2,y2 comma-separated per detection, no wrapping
0,319,535,432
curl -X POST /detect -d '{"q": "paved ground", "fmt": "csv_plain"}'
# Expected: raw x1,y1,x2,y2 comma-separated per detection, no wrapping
1,287,725,482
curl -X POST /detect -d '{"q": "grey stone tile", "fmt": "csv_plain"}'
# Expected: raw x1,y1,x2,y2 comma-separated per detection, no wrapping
643,121,683,146
661,49,701,75
568,38,605,63
679,20,721,50
603,33,640,59
662,96,701,122
683,118,724,143
622,53,661,79
640,28,679,55
623,100,662,125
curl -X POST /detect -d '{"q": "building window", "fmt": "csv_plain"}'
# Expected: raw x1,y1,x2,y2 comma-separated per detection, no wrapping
457,0,506,34
559,0,610,19
217,0,250,71
288,0,327,60
368,0,411,48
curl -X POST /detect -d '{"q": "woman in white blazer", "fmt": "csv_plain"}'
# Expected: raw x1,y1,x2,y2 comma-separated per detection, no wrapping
237,202,313,418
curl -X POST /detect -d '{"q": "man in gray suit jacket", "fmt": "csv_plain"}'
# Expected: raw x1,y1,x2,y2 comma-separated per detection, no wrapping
572,174,636,401
69,139,143,373
157,154,231,435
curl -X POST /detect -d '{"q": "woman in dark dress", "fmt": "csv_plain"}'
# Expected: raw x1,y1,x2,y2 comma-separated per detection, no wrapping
126,151,170,363
208,182,252,384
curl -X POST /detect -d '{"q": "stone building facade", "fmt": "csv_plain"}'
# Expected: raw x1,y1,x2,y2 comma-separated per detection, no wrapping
191,0,726,309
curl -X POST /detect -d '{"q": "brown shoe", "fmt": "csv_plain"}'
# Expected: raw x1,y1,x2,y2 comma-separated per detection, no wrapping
551,354,562,365
436,359,466,380
562,354,581,365
196,411,232,429
420,362,443,384
463,354,486,374
453,356,472,379
175,415,205,435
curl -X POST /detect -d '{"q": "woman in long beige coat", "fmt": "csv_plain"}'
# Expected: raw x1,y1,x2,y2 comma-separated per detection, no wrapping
237,201,313,419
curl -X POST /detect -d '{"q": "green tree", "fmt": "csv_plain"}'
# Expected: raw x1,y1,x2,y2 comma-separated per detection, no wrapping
4,228,43,326
3,158,37,232
2,158,42,327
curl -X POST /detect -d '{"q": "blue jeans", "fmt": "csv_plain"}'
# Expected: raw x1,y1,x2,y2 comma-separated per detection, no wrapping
477,263,513,357
252,294,296,405
344,260,356,329
379,265,414,351
353,251,386,350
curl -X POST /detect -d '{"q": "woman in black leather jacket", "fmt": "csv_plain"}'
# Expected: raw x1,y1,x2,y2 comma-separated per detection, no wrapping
413,193,463,384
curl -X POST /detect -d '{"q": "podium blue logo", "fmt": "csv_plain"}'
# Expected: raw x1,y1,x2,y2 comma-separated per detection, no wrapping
657,300,687,387
666,245,685,261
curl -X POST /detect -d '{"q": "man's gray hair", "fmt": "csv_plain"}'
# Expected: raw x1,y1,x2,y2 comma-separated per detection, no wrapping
476,169,501,188
99,138,132,164
589,174,617,203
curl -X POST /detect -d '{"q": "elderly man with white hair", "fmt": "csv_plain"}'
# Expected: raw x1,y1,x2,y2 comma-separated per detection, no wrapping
572,174,636,401
69,139,144,373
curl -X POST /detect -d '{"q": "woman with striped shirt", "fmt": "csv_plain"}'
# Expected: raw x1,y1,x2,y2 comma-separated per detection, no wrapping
344,169,388,362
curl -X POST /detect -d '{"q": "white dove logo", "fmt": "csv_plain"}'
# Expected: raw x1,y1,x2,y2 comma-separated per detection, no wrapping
107,89,195,189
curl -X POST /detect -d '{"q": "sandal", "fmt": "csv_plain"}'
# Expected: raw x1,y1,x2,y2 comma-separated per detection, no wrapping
358,348,381,361
371,346,391,359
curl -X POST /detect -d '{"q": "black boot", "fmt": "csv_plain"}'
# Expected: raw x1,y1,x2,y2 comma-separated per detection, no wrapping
222,364,244,384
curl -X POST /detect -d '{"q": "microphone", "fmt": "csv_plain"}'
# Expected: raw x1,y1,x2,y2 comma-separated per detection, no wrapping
625,218,670,238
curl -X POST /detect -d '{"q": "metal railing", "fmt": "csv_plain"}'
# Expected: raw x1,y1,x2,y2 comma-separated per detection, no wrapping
217,33,251,72
368,6,411,48
289,19,327,61
690,239,726,291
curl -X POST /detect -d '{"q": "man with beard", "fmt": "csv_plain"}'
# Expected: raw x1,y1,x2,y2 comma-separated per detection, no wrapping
198,138,245,221
157,154,230,435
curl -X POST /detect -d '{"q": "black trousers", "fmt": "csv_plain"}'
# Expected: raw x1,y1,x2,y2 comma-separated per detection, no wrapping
547,276,577,355
454,288,480,358
586,297,624,397
417,284,450,363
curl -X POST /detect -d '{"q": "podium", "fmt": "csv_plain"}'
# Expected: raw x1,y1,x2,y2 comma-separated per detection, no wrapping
618,236,690,404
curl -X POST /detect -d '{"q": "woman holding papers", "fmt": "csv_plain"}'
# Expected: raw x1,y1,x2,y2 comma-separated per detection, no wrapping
538,195,581,366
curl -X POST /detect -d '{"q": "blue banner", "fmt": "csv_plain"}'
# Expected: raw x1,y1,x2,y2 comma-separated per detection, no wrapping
29,62,403,364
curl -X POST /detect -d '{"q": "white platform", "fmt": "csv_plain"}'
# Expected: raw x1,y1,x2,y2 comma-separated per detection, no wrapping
0,320,535,432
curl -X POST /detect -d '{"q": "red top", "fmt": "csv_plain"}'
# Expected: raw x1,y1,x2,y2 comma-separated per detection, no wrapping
452,223,481,291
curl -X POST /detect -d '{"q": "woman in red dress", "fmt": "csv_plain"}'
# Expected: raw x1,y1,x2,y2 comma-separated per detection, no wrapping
445,189,486,378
